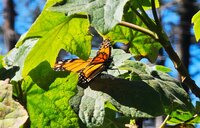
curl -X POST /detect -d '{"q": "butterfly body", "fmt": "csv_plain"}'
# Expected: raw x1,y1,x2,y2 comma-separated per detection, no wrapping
54,39,112,84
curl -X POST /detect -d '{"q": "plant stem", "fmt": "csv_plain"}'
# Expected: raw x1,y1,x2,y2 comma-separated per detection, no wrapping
159,115,169,128
118,21,158,40
151,0,160,26
135,1,155,29
131,7,151,29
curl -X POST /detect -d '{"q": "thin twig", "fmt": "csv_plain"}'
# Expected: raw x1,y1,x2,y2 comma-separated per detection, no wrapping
159,115,169,128
131,7,151,29
118,21,158,40
133,1,156,29
151,0,161,26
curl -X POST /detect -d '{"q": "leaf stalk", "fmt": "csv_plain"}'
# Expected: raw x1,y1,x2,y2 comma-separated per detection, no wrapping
118,21,158,40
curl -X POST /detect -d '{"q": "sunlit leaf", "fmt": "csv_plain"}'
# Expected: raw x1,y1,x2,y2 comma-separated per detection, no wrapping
0,55,3,69
167,110,200,126
154,65,171,73
50,0,129,34
192,10,200,42
106,17,162,62
14,0,92,77
23,73,79,127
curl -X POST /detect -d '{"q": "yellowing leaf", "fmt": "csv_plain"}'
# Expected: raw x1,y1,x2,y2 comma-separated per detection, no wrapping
0,80,28,128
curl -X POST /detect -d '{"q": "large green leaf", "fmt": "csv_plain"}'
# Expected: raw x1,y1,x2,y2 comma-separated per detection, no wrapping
74,87,132,128
106,17,162,62
23,72,80,127
21,54,80,127
192,10,200,42
23,17,91,77
0,80,28,128
50,0,129,34
14,0,92,77
119,60,194,113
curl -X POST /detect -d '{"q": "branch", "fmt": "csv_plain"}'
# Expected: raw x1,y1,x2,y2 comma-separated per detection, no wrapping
118,21,200,98
118,21,158,40
157,31,200,98
151,0,161,27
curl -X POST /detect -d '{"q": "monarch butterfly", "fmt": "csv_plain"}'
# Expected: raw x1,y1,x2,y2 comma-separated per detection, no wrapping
54,39,112,84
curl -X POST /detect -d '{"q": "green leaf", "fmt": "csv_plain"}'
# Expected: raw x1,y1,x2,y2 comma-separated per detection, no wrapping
16,0,64,46
72,87,132,128
3,39,37,81
21,56,80,127
69,64,193,127
154,65,172,73
167,110,200,125
112,49,132,67
23,73,80,127
71,81,157,127
0,80,28,127
119,60,194,113
15,0,92,77
187,115,200,124
79,87,106,127
192,10,200,42
50,0,129,34
0,55,3,69
167,110,193,124
73,61,193,126
23,16,91,77
106,17,162,62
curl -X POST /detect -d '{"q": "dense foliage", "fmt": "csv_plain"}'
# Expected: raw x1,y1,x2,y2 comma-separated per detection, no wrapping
1,0,200,127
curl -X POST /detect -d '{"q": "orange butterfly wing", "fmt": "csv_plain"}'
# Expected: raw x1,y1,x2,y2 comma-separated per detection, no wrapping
90,39,111,64
54,58,92,72
79,39,112,83
54,39,112,84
